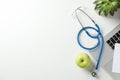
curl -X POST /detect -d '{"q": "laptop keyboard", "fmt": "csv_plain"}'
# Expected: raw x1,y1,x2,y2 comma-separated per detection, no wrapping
106,30,120,49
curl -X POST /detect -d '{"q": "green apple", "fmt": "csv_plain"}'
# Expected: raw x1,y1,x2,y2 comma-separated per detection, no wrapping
76,52,91,68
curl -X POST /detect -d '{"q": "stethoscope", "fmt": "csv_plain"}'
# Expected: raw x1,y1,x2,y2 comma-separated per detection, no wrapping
74,7,104,77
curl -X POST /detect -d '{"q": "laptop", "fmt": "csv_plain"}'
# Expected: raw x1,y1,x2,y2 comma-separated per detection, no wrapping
90,24,120,80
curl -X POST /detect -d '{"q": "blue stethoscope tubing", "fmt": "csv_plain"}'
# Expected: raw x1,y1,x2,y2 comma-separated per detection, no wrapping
75,7,104,77
77,24,104,70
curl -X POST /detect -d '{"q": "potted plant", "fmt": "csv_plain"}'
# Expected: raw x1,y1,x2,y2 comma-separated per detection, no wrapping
94,0,120,16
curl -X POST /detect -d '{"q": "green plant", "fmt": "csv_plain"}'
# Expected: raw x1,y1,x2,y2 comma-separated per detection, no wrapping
94,0,120,16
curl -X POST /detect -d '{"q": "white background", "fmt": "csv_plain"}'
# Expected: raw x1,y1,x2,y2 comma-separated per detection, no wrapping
0,0,119,80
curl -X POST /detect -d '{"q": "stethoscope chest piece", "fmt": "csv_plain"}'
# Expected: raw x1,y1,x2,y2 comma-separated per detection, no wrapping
92,71,97,77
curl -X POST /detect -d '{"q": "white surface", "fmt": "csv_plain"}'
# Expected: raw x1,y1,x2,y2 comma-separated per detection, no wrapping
112,43,120,73
0,0,119,80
